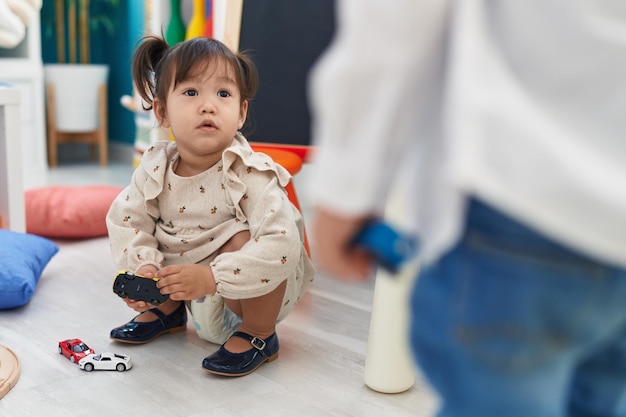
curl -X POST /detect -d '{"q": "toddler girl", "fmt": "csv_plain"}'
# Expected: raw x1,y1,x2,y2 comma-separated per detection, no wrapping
106,35,315,377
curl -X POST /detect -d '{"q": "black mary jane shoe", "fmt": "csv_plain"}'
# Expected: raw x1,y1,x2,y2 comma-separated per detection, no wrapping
202,331,279,377
110,302,187,344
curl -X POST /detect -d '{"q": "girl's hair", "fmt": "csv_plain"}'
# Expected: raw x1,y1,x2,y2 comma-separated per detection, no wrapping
132,35,259,112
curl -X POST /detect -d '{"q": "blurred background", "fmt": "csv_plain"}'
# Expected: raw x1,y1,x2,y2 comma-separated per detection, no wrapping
0,0,335,174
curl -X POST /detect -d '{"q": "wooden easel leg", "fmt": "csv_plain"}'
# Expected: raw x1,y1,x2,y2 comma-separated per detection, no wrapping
46,84,58,167
98,83,108,166
224,0,243,52
89,141,96,161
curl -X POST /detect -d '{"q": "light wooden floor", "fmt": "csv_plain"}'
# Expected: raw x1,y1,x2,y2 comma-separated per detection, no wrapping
0,159,439,417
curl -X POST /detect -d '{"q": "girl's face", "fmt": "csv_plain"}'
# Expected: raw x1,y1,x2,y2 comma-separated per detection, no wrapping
155,59,247,171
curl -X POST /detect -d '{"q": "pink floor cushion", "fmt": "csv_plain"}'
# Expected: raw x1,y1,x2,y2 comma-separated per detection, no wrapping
25,185,123,239
0,230,58,309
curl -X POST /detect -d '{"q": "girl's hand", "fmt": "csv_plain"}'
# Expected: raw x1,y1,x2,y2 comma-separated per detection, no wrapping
122,297,154,312
135,264,159,278
156,264,216,301
119,265,160,312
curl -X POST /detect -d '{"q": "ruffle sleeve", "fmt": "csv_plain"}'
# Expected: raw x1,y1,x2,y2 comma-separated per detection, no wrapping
105,141,176,271
221,133,292,223
140,142,178,218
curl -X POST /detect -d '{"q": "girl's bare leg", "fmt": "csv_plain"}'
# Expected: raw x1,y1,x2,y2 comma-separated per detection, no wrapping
223,280,287,353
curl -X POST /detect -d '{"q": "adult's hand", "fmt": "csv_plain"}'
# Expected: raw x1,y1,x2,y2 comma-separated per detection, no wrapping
311,207,374,281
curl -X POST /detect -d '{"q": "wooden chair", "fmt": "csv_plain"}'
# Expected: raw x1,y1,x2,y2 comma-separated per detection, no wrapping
46,83,108,167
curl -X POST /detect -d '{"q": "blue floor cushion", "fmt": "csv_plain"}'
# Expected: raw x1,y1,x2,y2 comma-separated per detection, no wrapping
0,230,58,309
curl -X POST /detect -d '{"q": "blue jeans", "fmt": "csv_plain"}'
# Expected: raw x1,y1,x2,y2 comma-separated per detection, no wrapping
411,199,626,417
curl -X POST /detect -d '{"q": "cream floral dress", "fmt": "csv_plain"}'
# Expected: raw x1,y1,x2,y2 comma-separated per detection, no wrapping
106,133,315,343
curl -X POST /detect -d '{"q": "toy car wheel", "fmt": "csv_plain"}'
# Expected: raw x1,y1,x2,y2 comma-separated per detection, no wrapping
58,346,62,354
84,363,94,372
70,355,76,363
116,363,126,372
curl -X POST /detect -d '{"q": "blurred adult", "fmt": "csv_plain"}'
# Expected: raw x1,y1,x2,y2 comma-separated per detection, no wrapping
309,1,626,416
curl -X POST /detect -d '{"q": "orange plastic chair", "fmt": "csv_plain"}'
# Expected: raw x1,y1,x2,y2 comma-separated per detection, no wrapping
250,145,310,255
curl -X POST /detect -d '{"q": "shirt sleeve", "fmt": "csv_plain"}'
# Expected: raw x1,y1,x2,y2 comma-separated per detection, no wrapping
105,156,164,272
210,166,304,300
308,0,451,215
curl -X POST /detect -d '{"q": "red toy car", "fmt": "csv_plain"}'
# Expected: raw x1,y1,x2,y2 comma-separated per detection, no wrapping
58,339,95,364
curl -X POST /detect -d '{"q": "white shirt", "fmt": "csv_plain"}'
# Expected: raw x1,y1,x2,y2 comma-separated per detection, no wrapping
309,0,626,268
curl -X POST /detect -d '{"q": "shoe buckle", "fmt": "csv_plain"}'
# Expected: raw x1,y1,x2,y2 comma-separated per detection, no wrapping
251,336,266,351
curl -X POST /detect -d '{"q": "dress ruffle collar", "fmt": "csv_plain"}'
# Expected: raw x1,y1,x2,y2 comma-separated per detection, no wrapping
140,133,292,222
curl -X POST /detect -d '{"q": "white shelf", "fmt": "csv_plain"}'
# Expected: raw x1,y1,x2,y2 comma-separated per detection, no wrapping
0,15,47,179
0,84,25,231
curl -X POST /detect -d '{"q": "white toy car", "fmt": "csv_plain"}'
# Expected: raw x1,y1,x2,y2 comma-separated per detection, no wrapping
78,352,132,372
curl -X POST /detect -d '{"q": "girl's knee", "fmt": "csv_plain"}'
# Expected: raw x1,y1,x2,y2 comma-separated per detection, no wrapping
219,230,251,254
224,298,242,317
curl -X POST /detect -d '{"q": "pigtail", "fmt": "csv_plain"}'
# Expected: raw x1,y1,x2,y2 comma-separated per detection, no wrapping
132,36,171,110
236,52,259,102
